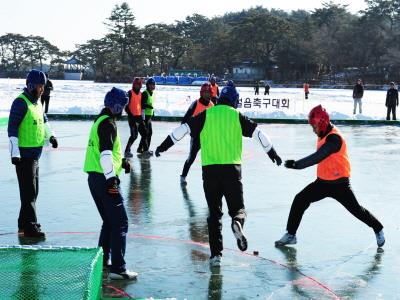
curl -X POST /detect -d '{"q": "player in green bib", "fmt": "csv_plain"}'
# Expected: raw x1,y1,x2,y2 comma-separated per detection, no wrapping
155,82,282,267
137,77,156,155
8,69,58,238
84,87,137,280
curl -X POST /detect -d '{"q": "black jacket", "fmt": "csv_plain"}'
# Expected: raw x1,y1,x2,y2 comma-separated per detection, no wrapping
353,84,364,99
42,80,53,97
386,88,399,106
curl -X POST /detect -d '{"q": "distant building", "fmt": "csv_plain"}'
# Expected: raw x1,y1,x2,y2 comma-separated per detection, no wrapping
232,62,265,81
64,57,84,80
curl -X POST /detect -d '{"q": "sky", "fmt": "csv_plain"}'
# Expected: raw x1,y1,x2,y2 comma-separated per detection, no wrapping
0,0,367,51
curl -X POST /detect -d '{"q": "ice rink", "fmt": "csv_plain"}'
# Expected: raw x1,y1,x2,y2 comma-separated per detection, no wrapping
0,120,399,299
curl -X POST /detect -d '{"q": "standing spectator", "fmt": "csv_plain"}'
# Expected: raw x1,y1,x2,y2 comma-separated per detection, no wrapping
264,82,270,95
210,76,220,105
138,77,155,154
155,83,282,267
83,87,137,280
8,69,58,238
385,82,398,120
254,81,260,95
352,79,364,114
303,82,310,99
124,77,148,157
40,73,53,113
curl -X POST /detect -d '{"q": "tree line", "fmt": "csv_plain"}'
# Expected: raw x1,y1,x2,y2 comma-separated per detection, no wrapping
1,1,400,84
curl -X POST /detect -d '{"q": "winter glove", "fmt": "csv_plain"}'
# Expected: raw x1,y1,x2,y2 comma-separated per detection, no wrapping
106,177,120,196
267,147,282,166
155,147,161,157
49,136,58,148
284,160,297,169
122,158,131,174
12,157,21,166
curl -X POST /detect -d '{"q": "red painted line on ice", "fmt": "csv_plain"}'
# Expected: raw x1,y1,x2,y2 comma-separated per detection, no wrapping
103,284,133,299
1,231,341,299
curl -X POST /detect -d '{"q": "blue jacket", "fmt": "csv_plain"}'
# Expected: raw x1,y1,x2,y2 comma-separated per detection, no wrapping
8,88,48,160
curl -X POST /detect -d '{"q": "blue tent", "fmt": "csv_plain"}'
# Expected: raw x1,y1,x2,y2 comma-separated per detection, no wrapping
153,76,166,84
166,76,178,85
195,76,209,82
178,76,193,85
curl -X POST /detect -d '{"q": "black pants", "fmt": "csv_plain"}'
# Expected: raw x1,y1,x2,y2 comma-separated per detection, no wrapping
181,137,200,177
264,90,269,95
40,95,50,113
139,116,152,151
286,179,383,235
386,105,397,120
125,115,147,153
16,159,39,230
203,174,246,257
88,172,128,272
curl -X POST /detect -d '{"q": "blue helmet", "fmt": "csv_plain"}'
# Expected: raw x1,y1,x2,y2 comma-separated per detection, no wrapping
26,69,46,89
227,80,235,87
146,77,156,86
218,85,239,108
104,87,128,115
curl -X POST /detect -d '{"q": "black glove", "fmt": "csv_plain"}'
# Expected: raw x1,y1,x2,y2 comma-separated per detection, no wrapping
12,157,21,166
106,177,120,196
49,136,58,148
155,147,161,157
267,147,282,166
284,160,297,169
122,158,131,174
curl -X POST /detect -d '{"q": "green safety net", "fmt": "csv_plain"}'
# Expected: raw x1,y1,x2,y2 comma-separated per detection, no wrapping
0,246,103,300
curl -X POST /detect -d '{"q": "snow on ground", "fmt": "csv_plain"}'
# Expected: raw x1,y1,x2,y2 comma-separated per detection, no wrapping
0,78,391,120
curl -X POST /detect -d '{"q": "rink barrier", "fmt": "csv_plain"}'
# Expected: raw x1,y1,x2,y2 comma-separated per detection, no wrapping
45,114,400,126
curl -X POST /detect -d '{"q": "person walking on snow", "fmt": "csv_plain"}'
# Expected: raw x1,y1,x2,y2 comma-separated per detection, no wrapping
352,79,364,114
40,73,53,113
179,82,214,185
124,77,148,158
275,105,385,248
83,87,137,280
138,77,155,154
385,82,398,120
303,82,310,99
254,81,260,95
264,82,270,95
8,69,58,238
209,76,220,105
155,82,282,267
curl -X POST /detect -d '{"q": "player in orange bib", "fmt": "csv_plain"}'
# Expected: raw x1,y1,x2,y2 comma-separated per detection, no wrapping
275,105,385,248
179,83,214,184
209,76,220,105
124,78,148,158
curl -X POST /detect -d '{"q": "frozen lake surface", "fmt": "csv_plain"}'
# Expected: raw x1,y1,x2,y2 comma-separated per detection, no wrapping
0,120,399,299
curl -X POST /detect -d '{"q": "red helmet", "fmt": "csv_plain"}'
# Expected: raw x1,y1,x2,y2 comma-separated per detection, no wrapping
308,105,330,134
200,82,212,98
132,77,142,89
